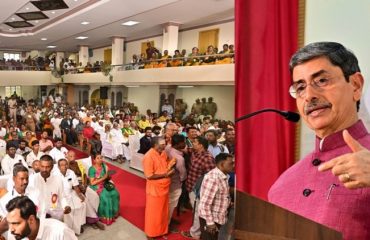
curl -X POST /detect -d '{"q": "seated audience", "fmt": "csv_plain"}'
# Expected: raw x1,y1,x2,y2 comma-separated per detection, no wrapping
49,138,68,163
6,196,77,240
2,143,28,175
55,159,87,235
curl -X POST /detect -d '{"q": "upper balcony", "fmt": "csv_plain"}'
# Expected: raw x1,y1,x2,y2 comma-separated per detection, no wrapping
0,56,235,86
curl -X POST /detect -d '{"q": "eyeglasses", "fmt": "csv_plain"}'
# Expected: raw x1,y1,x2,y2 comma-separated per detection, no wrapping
289,77,332,99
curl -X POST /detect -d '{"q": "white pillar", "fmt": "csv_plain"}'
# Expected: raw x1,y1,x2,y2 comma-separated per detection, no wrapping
56,52,65,70
111,37,125,67
162,22,180,55
78,45,89,67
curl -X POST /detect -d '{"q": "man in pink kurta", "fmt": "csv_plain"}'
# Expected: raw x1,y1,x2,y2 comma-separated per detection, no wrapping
269,42,370,239
143,137,175,239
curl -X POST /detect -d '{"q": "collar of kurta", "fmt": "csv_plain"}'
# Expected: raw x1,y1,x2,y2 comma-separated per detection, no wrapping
315,120,367,152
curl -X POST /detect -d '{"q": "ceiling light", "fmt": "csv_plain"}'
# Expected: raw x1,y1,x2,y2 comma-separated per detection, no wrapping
47,45,56,48
35,20,39,23
26,7,29,10
178,85,194,88
8,29,12,31
51,11,55,14
81,21,90,25
122,21,140,26
41,38,47,41
75,36,88,40
126,85,140,88
11,18,15,21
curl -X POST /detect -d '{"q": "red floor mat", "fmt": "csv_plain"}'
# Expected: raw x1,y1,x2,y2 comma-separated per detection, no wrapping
68,145,193,239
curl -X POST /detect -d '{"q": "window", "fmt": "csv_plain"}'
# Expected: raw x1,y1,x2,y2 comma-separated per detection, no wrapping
5,86,22,97
4,53,20,61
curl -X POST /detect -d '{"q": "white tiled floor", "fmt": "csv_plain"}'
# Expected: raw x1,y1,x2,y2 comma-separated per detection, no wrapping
79,159,146,240
79,217,147,240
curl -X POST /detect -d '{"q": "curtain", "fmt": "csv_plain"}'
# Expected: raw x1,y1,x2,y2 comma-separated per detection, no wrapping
235,0,299,200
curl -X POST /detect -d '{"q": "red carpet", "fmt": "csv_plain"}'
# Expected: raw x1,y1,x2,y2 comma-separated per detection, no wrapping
67,145,193,239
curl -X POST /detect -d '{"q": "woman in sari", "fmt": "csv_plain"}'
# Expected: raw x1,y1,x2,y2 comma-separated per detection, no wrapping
88,154,120,225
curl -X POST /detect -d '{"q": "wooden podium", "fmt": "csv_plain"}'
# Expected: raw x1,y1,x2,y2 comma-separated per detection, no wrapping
234,191,342,240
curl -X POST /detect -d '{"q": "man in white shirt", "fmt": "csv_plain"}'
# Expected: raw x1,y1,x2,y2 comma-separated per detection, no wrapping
0,164,39,238
1,144,28,175
78,107,87,119
66,151,104,230
6,196,77,240
95,120,105,136
111,122,130,162
26,140,44,171
16,140,31,158
90,116,99,131
0,137,6,162
205,130,229,158
30,155,71,220
55,159,86,235
49,138,68,163
161,99,174,117
7,96,17,124
50,113,62,139
0,121,6,138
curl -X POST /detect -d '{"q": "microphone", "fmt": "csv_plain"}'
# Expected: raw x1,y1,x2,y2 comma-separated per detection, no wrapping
235,108,300,123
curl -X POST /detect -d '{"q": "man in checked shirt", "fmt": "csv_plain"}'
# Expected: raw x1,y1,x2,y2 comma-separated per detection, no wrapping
197,153,234,240
181,136,215,239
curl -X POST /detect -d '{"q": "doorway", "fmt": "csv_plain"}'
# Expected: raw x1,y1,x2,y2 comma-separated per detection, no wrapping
198,29,219,53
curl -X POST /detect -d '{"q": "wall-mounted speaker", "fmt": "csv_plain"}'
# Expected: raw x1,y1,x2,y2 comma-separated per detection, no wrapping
100,87,108,99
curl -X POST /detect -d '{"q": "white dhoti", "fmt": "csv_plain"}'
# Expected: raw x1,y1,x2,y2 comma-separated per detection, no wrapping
53,128,62,139
122,144,131,160
112,142,123,159
64,191,87,235
85,187,99,219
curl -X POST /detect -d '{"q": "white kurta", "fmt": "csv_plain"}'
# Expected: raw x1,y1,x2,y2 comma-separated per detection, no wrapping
111,128,124,158
0,186,40,239
0,187,40,216
0,139,6,161
26,151,45,168
55,169,86,234
30,173,68,221
49,147,68,162
50,117,62,138
7,217,77,240
1,154,28,175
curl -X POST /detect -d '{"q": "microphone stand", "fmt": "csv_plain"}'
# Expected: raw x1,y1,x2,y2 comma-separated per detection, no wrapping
235,108,299,123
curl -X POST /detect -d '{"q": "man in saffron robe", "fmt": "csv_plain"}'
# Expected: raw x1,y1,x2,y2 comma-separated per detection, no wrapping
143,137,176,239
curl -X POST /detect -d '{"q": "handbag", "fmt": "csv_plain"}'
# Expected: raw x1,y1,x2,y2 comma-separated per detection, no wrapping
104,180,115,191
103,163,115,191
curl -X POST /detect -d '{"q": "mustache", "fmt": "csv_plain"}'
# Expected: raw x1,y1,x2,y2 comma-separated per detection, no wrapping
304,100,332,115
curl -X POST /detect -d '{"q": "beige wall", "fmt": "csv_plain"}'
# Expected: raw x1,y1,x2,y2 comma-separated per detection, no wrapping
178,21,234,54
127,86,161,113
125,36,163,63
176,86,234,121
126,85,234,121
89,47,112,65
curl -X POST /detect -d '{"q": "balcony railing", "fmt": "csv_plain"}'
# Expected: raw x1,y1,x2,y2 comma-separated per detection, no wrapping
114,53,235,71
